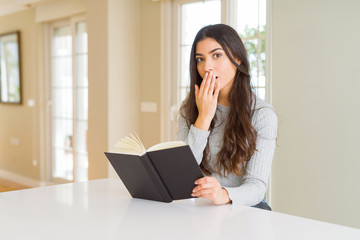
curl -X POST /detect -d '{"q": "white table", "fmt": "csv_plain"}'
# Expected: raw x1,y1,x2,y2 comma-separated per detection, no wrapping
0,178,359,240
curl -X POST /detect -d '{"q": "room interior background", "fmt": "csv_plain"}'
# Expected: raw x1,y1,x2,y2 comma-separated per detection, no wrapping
0,0,359,229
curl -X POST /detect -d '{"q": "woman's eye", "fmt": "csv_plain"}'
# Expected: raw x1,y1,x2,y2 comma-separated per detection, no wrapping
214,53,222,58
196,57,204,62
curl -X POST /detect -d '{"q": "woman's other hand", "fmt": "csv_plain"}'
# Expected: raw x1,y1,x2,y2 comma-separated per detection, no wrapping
194,71,220,131
192,176,231,205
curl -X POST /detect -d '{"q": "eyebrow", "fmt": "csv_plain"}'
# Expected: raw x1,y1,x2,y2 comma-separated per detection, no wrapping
195,48,223,56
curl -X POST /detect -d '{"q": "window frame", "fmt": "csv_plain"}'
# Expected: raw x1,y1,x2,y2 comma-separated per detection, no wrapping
46,14,88,184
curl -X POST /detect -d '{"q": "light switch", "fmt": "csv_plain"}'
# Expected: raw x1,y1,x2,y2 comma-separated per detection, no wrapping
10,138,20,146
27,99,35,107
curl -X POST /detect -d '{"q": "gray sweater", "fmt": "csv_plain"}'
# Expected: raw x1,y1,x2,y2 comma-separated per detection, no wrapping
177,97,277,206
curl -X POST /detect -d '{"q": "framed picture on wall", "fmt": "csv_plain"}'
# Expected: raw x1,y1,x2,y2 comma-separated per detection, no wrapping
0,31,22,104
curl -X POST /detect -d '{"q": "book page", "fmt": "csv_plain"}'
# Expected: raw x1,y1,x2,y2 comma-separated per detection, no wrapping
147,141,186,152
112,133,146,155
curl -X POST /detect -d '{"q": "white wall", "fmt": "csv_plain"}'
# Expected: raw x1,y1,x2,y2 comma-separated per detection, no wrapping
271,0,360,228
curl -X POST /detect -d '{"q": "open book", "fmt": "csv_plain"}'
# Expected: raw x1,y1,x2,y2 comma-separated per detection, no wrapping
112,133,187,155
105,133,203,203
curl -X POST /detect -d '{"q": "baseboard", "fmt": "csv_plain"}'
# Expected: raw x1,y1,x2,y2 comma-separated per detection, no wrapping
0,168,52,187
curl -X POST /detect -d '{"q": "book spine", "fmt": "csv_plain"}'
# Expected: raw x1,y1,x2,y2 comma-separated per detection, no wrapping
140,154,173,202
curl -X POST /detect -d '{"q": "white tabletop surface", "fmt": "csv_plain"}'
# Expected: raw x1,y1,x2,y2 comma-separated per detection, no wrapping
0,178,359,240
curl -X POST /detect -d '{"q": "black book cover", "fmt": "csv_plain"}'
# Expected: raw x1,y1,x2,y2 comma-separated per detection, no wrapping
105,145,203,202
147,146,203,200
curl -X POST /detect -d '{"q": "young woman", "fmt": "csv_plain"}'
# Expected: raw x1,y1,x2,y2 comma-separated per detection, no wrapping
177,24,277,209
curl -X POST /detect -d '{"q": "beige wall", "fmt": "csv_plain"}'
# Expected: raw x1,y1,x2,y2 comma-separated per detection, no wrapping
0,0,110,183
140,0,162,148
0,0,156,182
271,0,360,229
87,0,109,180
0,9,41,180
107,0,142,178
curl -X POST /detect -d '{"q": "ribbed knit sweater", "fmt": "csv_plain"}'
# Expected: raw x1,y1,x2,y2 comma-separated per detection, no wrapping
177,97,277,206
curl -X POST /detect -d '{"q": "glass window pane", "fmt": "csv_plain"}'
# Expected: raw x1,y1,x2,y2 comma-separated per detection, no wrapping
52,57,72,88
181,2,202,45
244,39,258,80
230,0,267,100
76,22,87,54
259,38,266,76
259,0,267,28
258,75,265,88
180,45,191,88
181,1,221,45
53,148,73,181
52,118,73,181
75,55,88,87
76,121,88,153
53,26,72,57
53,119,73,149
251,76,258,88
180,87,189,103
76,153,88,182
236,0,259,37
76,88,88,121
52,24,73,181
53,88,73,118
256,87,265,100
75,21,88,182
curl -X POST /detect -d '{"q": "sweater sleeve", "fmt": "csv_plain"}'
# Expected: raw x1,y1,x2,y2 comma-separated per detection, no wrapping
176,113,210,165
223,107,278,206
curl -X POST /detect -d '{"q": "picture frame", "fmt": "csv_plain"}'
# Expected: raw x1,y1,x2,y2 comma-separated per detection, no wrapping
0,31,22,104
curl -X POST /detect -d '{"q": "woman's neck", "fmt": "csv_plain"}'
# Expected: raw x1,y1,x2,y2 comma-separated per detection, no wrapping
218,83,232,106
218,91,230,106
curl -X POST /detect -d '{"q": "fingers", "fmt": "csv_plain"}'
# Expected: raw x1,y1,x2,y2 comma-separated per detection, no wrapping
194,71,218,124
201,71,212,96
213,77,220,98
198,72,208,96
192,177,220,197
192,177,231,205
192,183,216,192
207,74,216,96
200,72,218,96
192,189,215,198
194,176,217,184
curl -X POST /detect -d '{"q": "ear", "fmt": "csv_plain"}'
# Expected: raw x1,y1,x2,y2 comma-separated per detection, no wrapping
235,57,241,65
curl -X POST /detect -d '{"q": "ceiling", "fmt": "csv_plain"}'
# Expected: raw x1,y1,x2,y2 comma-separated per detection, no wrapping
0,0,52,17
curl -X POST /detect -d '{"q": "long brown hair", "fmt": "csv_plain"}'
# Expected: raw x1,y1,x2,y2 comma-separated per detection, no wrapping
180,24,257,176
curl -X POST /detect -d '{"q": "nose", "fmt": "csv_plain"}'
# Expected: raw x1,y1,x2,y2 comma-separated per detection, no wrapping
204,60,214,72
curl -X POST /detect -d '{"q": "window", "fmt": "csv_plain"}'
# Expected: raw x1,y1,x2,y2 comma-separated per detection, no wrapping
229,0,267,100
49,17,88,183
